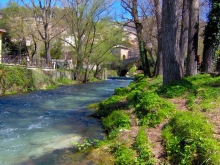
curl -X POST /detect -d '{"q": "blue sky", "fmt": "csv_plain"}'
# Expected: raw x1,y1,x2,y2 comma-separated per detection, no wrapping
0,0,10,7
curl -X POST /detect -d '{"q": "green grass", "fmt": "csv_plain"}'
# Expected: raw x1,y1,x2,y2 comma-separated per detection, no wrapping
162,111,220,165
87,73,220,164
134,91,175,126
133,127,155,164
102,110,130,139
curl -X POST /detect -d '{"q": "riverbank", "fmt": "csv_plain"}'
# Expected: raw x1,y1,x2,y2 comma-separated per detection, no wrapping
0,65,79,95
0,64,120,96
83,74,220,164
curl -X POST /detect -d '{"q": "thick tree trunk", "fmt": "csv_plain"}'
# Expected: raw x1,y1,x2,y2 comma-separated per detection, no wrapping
179,0,189,73
162,0,182,86
186,0,199,76
202,43,214,73
153,0,163,76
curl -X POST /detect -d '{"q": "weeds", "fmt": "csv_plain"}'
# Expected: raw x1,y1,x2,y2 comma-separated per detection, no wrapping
162,111,220,165
102,110,130,139
133,127,155,164
72,139,100,151
134,91,175,126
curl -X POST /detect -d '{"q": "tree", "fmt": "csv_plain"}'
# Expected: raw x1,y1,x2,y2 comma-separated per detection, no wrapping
21,0,65,63
186,0,199,76
162,0,182,85
121,0,151,77
153,0,163,76
179,0,189,72
89,21,126,79
62,0,114,82
201,0,220,73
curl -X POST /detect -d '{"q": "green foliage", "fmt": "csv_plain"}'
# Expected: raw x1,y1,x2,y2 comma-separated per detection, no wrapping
134,91,175,126
0,65,34,94
156,78,194,98
134,74,144,82
133,127,155,164
126,89,142,107
102,111,130,137
112,144,136,165
50,39,63,59
94,95,126,118
131,77,148,91
162,111,220,165
114,87,130,96
72,139,100,151
203,0,220,53
185,74,220,111
57,77,73,84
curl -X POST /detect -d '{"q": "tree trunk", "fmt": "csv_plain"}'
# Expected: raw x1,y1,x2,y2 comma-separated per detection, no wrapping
45,41,51,64
179,0,189,73
153,0,163,76
132,0,151,77
202,43,214,73
186,0,199,76
162,0,182,86
201,0,220,73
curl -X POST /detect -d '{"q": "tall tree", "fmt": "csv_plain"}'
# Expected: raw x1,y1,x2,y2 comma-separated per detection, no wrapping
186,0,199,76
21,0,65,63
162,0,182,85
201,0,220,73
153,0,163,76
179,0,189,72
62,0,113,82
121,0,151,77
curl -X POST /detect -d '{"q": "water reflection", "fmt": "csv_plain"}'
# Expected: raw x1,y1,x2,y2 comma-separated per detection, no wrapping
0,80,132,165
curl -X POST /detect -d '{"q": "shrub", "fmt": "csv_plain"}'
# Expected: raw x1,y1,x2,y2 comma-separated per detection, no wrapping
114,87,130,96
126,89,142,107
134,74,144,82
113,144,136,165
102,110,130,134
134,91,175,126
94,95,127,118
131,78,149,91
162,111,220,165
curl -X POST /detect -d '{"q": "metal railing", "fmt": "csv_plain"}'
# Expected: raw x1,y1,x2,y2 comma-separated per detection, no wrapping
1,55,53,68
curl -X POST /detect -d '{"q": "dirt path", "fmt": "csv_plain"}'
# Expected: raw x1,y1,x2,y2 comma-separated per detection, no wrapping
146,120,167,164
146,98,188,164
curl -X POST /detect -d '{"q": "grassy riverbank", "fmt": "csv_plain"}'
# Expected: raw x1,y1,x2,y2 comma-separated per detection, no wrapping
0,65,76,95
82,74,220,164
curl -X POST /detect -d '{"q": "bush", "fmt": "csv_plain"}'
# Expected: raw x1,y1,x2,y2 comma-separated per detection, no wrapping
94,95,127,118
102,110,130,134
126,89,142,107
134,91,175,126
0,65,34,94
162,111,220,165
114,87,130,96
113,144,136,165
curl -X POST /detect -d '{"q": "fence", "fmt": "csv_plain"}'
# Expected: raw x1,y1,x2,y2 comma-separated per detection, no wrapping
1,55,53,68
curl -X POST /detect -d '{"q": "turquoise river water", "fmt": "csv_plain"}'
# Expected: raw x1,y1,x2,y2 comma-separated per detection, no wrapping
0,79,132,165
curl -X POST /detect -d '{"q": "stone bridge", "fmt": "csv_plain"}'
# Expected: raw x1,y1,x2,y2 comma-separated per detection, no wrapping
118,57,141,76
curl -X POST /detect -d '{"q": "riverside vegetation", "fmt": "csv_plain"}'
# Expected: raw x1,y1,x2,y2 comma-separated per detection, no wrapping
0,65,75,95
81,74,220,165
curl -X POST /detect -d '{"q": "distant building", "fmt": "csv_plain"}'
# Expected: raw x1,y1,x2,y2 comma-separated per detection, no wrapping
111,23,139,60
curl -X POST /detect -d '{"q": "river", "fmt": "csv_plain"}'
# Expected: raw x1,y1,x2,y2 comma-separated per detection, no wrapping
0,79,132,165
